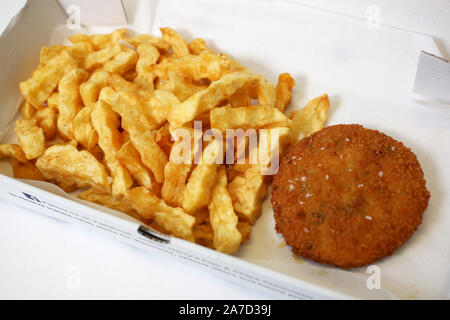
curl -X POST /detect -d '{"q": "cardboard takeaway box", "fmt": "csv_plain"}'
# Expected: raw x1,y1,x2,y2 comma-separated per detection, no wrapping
0,0,449,299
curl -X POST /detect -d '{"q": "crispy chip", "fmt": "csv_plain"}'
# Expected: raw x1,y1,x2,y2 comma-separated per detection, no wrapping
20,50,77,108
160,27,189,58
152,52,231,81
117,141,159,193
126,34,170,53
0,144,27,163
73,104,98,150
126,187,195,241
102,46,138,75
188,38,212,55
99,87,168,182
83,44,122,71
208,166,242,253
161,149,192,207
47,92,60,109
275,73,296,111
290,93,329,140
70,28,126,50
169,72,208,102
57,68,89,140
168,72,259,128
34,107,58,141
182,140,222,213
11,158,45,181
193,223,214,248
210,105,291,131
228,166,268,224
91,100,133,196
15,118,45,160
36,143,111,193
78,188,136,216
80,70,110,105
20,101,36,118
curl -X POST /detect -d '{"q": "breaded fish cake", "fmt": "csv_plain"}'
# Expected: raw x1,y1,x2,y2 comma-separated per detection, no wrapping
271,124,430,268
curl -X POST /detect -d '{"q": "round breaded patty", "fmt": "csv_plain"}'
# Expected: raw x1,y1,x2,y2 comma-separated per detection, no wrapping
271,124,430,268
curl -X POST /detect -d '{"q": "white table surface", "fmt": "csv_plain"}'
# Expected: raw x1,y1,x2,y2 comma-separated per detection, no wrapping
0,0,449,300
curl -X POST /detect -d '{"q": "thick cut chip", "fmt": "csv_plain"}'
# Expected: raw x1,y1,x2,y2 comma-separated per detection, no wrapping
136,43,160,73
234,127,292,175
290,93,329,140
40,42,93,65
152,52,231,82
80,70,110,105
99,87,168,182
229,87,251,107
188,38,212,55
275,73,296,112
91,100,133,196
207,167,242,254
57,68,89,140
169,72,208,102
70,29,126,50
237,221,251,244
20,50,77,107
117,141,159,193
125,187,195,241
102,47,138,75
210,105,291,131
34,107,58,141
126,34,170,53
11,158,45,181
15,118,45,160
83,44,122,71
182,140,222,213
227,166,268,224
20,101,36,118
194,223,214,248
47,92,60,109
167,72,259,128
73,104,98,150
160,27,189,58
0,144,27,163
36,143,111,193
78,188,137,216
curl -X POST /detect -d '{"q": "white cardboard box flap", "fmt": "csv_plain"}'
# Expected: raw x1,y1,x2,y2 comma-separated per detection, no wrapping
0,0,449,299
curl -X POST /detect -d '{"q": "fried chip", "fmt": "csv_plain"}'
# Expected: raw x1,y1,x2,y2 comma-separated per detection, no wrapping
152,52,231,81
91,100,133,196
80,70,110,105
99,87,168,182
125,187,195,241
169,71,208,102
275,73,296,112
126,34,170,53
10,158,45,181
34,106,58,141
15,118,45,160
182,140,222,213
0,144,27,163
73,104,98,150
160,27,189,58
83,43,122,71
70,28,126,50
20,101,36,118
290,93,329,140
210,105,291,131
188,38,212,55
117,141,159,193
57,68,89,140
36,143,111,193
20,50,77,108
208,166,242,254
102,46,138,76
228,166,268,224
78,188,136,216
167,72,259,128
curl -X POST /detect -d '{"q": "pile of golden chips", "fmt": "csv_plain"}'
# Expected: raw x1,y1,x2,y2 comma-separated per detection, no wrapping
0,28,329,254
